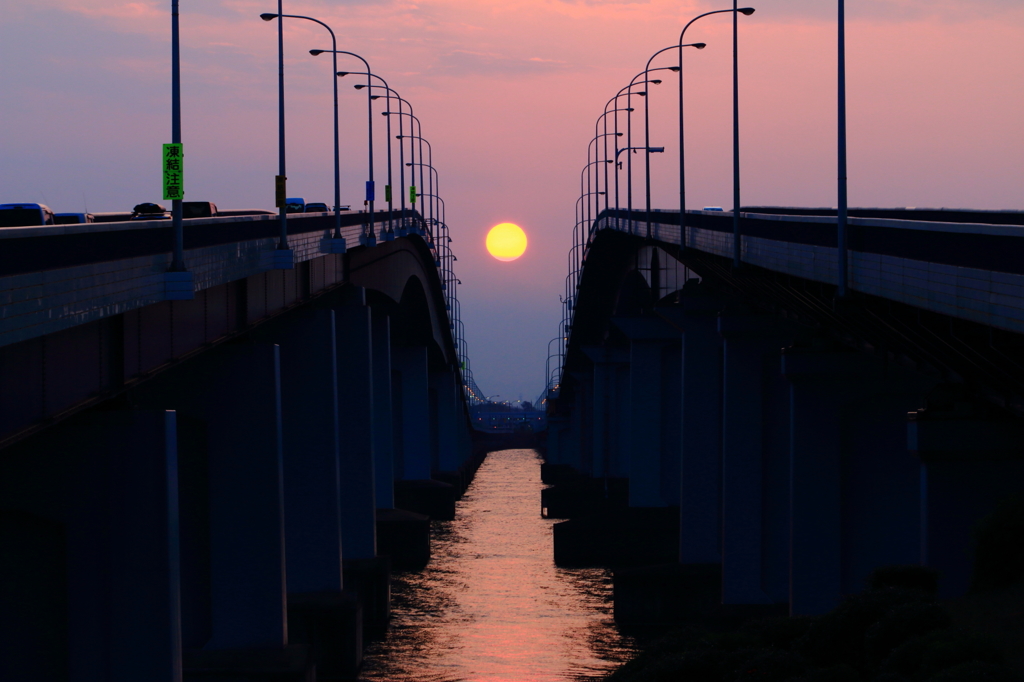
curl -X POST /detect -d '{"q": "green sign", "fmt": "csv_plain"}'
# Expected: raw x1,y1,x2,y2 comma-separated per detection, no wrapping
384,184,392,202
162,143,183,201
409,185,416,204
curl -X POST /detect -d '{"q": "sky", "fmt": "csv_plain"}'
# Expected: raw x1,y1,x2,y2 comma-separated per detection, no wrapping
2,0,1023,403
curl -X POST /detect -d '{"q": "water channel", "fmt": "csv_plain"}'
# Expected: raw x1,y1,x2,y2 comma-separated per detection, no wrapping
359,448,639,682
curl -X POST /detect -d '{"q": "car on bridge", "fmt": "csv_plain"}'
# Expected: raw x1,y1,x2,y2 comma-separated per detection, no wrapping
54,212,95,224
285,197,305,213
304,202,328,213
182,201,218,219
130,202,170,220
0,202,55,227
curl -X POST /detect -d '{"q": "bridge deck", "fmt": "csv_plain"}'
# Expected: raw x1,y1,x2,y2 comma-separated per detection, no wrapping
599,209,1024,336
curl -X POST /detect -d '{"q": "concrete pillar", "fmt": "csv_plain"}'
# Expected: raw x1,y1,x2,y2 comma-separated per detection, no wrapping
136,344,288,649
911,408,1024,598
783,348,848,616
0,410,183,682
337,302,377,561
393,345,431,481
761,367,792,604
718,315,790,605
432,369,462,474
371,312,395,509
784,347,934,614
613,317,682,508
260,311,344,595
664,301,724,564
583,346,630,480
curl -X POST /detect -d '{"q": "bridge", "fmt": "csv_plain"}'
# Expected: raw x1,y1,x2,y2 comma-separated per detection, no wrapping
543,204,1024,622
0,209,487,680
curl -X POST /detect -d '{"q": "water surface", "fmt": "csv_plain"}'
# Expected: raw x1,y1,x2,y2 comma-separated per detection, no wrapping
360,448,637,682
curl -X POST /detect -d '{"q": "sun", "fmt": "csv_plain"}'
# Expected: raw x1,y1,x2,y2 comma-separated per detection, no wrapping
485,223,527,262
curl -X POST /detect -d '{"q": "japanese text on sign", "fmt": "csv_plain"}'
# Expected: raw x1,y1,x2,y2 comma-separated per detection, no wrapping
162,144,184,201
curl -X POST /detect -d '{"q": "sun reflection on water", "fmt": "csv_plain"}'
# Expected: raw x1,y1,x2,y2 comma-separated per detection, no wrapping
359,449,637,682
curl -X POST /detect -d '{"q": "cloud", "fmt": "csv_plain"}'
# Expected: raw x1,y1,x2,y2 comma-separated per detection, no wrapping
429,49,575,77
686,0,1024,25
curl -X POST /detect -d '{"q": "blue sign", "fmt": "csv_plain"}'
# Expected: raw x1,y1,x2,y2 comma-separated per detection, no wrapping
366,181,375,202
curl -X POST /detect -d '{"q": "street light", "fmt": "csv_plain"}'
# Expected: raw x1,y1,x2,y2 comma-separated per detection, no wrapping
643,43,706,240
674,7,754,256
313,49,379,244
259,6,288,251
332,74,400,239
382,107,426,235
837,0,849,297
170,0,185,271
258,15,343,245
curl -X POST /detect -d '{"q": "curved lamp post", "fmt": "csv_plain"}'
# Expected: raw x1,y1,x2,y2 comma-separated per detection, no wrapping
259,6,289,250
642,44,705,240
260,14,343,245
674,8,753,252
312,49,378,243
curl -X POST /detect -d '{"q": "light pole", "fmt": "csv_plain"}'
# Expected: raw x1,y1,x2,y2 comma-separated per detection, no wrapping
260,15,343,245
260,3,287,250
382,108,424,235
170,0,185,270
837,0,849,297
339,76,399,238
643,46,704,240
675,8,754,253
321,51,379,243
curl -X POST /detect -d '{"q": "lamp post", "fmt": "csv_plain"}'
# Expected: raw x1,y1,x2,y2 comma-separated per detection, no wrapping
674,8,754,253
340,75,401,238
616,145,665,235
595,103,631,215
260,15,343,244
400,138,437,241
319,50,379,243
837,0,849,297
259,3,288,250
643,45,704,240
382,108,424,235
170,0,185,270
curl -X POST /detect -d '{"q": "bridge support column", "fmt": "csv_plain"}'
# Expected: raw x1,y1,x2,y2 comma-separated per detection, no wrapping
393,344,456,521
432,368,466,494
719,315,791,606
911,407,1024,598
0,410,182,682
674,301,724,566
262,310,362,678
134,344,296,665
583,346,630,481
783,348,850,616
372,312,395,510
334,299,396,641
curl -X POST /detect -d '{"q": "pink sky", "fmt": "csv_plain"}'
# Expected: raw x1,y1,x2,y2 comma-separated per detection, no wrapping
2,0,1022,400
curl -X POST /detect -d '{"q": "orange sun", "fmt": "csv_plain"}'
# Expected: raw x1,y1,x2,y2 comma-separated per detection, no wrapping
485,223,527,262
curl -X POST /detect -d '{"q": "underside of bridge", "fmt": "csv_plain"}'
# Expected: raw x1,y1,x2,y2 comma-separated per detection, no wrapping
0,212,485,680
547,209,1024,622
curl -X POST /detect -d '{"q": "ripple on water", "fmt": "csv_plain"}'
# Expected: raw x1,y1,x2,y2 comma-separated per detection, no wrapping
358,448,638,682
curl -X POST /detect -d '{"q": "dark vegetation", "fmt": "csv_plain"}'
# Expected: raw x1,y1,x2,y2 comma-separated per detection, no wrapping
605,498,1024,682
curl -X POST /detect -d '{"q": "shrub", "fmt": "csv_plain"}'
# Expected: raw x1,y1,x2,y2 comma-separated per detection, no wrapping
972,494,1024,592
789,663,860,682
796,588,929,669
742,616,814,651
867,566,940,595
881,629,1003,680
926,660,1023,682
863,601,950,668
726,647,807,681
